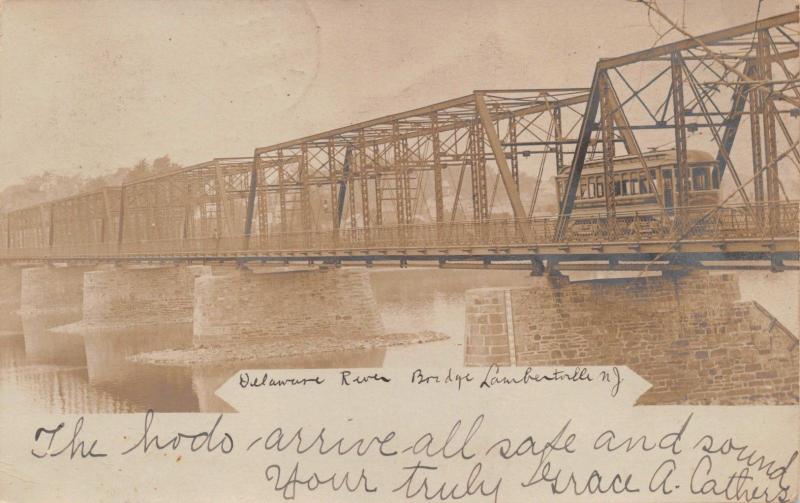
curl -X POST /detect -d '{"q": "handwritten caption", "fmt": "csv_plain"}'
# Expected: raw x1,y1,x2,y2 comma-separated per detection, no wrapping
29,366,798,503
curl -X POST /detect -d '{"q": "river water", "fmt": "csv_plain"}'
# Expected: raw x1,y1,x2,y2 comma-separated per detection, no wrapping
0,268,795,413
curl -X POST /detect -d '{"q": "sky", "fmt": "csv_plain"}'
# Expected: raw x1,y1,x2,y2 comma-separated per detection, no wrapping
0,0,793,189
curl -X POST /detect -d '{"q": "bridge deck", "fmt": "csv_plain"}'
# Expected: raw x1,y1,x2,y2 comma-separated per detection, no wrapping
3,203,797,266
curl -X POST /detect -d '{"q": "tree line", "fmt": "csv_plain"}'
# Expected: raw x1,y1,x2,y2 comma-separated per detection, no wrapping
0,155,182,213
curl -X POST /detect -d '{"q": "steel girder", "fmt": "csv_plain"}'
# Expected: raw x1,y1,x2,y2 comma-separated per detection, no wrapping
555,10,799,240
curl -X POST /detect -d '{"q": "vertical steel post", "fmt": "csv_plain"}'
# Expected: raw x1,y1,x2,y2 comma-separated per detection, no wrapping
469,122,489,222
748,61,765,225
392,121,407,226
671,51,691,218
431,112,445,226
277,149,288,234
256,188,268,241
48,204,54,249
552,106,565,173
101,188,114,244
117,186,126,249
599,71,617,230
299,143,312,240
243,155,259,249
328,140,339,231
374,144,383,227
348,146,357,232
182,175,192,242
758,30,780,232
358,131,371,243
213,161,227,237
508,115,519,186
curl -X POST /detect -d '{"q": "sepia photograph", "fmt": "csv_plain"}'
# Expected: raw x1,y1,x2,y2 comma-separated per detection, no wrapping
0,1,798,501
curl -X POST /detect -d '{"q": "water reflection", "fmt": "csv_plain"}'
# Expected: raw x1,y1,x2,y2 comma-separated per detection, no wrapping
0,334,135,414
82,324,198,412
3,312,393,413
0,304,21,335
22,312,86,365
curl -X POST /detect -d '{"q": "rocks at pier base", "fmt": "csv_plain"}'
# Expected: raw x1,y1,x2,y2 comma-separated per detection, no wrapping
78,264,212,329
193,267,385,346
464,270,799,405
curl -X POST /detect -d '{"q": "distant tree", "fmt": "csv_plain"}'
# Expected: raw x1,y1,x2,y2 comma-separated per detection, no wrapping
0,156,182,212
124,159,151,182
152,155,181,173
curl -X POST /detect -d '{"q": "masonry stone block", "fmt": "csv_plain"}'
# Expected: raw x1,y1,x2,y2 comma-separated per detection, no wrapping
82,265,211,327
194,267,385,346
0,266,22,332
464,271,798,405
20,266,93,318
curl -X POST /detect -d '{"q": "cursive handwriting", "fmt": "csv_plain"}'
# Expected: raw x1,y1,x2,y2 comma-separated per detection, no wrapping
479,365,595,390
240,371,324,388
247,425,398,457
403,416,483,461
340,370,391,385
31,417,106,459
120,410,233,455
690,452,796,503
392,462,502,503
265,461,376,500
411,368,474,390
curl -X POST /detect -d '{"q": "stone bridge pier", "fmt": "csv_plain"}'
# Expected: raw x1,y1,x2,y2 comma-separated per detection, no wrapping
193,266,386,347
80,264,212,329
20,265,93,320
464,270,799,405
0,266,23,333
76,264,212,397
187,266,388,411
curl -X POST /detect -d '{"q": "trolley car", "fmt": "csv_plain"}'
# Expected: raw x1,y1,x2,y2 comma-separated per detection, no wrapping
556,149,720,218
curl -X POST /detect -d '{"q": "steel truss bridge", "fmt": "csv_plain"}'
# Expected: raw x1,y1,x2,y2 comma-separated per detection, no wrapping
1,11,799,273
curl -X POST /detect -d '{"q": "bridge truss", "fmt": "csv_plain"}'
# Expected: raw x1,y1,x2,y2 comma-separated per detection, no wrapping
1,10,798,272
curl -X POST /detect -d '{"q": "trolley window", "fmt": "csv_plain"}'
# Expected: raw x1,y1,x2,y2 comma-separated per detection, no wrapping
692,166,710,190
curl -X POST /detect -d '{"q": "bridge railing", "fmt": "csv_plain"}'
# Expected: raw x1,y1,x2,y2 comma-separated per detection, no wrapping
0,202,796,259
244,202,798,252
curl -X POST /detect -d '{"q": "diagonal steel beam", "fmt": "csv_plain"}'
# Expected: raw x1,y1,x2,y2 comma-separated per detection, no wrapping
715,61,754,182
555,66,602,240
599,11,798,69
603,74,665,209
474,92,531,241
337,145,352,227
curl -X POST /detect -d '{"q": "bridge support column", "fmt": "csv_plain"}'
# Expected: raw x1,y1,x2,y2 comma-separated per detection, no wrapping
80,265,212,329
0,266,23,333
464,271,798,405
193,267,385,347
20,265,95,362
21,265,93,320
